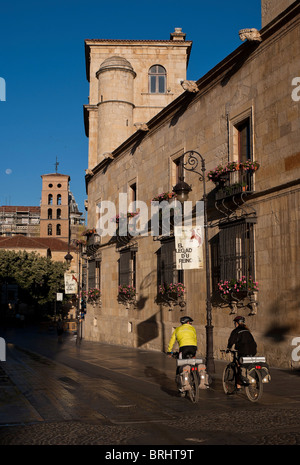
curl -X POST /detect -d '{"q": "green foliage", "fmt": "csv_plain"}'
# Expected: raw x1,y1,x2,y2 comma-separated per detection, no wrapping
0,250,68,306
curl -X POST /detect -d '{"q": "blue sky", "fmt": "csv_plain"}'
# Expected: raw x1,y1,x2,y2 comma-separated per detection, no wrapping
0,0,261,217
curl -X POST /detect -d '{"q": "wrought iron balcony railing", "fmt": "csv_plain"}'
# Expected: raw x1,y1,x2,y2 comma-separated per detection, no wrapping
215,170,254,201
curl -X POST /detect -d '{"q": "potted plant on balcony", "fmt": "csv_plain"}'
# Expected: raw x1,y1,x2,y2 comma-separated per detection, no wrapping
157,282,186,308
110,212,139,241
208,160,260,183
225,161,240,172
217,277,259,312
110,212,139,223
81,228,96,237
207,165,228,184
151,192,177,202
81,288,101,307
118,284,136,307
240,160,260,172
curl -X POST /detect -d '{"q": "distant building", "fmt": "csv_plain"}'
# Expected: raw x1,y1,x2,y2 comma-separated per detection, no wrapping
0,172,85,311
0,206,40,236
0,176,83,319
0,172,85,243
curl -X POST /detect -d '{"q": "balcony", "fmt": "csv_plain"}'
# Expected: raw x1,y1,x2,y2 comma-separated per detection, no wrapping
215,170,254,200
208,160,259,201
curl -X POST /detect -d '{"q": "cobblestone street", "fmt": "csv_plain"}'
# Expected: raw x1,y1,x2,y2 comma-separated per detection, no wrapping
1,326,300,447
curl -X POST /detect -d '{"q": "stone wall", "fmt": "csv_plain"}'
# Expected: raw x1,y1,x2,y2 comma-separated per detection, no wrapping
84,6,300,367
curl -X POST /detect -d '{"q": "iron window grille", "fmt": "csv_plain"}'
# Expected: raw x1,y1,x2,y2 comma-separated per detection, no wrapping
218,219,256,285
157,238,184,290
88,259,101,290
118,248,136,289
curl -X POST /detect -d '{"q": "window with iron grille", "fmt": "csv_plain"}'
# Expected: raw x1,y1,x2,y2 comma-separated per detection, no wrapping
88,259,101,290
218,220,255,284
118,249,136,288
157,238,183,290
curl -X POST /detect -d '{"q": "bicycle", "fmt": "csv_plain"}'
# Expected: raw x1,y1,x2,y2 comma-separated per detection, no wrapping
220,349,271,402
170,352,209,403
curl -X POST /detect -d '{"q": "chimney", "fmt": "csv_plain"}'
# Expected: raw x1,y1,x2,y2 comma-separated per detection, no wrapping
170,28,186,41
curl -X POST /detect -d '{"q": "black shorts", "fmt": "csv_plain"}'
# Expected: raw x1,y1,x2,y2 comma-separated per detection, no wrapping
179,345,197,358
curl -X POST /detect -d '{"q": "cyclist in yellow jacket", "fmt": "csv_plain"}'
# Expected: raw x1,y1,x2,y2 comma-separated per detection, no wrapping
167,316,197,358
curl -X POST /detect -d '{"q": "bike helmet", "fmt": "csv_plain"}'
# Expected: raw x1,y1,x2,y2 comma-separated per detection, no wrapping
180,316,193,324
233,315,245,324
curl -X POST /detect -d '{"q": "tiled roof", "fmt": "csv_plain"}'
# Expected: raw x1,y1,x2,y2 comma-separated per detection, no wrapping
41,173,70,178
0,236,76,252
85,38,191,43
0,206,40,213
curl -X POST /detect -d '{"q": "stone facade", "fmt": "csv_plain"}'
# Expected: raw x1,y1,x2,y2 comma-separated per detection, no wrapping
261,0,295,27
83,4,300,368
84,29,192,170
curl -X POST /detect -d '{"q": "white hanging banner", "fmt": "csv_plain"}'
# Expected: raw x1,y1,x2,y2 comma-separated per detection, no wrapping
64,273,78,294
175,226,204,270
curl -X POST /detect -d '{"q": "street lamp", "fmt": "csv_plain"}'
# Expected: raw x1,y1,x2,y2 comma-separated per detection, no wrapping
64,252,73,267
172,179,192,203
173,150,215,374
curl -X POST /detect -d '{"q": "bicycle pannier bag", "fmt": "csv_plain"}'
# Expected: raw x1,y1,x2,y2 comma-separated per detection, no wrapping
197,364,209,389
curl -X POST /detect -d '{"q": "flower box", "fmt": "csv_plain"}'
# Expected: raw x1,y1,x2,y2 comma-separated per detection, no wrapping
81,288,101,304
110,212,139,223
157,282,186,309
208,160,260,184
218,277,259,301
151,192,177,202
118,284,136,301
158,282,185,299
81,228,96,237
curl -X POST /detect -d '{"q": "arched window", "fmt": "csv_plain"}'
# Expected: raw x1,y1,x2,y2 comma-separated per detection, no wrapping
57,194,61,205
56,208,61,219
48,194,53,205
47,224,52,236
149,65,166,94
56,224,61,236
48,208,52,219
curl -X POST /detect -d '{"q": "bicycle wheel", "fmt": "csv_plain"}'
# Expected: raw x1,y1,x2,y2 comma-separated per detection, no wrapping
245,368,263,402
188,371,199,403
222,364,236,395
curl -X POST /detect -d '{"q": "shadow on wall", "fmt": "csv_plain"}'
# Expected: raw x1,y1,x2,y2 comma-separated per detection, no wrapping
135,270,156,311
264,286,300,343
136,314,158,347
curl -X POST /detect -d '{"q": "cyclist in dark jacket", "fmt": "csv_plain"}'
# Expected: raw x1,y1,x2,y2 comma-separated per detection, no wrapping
227,315,257,389
227,315,257,356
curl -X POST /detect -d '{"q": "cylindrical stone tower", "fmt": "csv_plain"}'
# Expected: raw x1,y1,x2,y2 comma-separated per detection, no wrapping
96,56,136,161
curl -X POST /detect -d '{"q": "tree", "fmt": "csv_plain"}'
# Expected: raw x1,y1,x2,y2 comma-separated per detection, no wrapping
0,250,69,310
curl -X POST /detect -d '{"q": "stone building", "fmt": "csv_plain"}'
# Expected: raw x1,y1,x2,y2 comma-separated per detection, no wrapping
83,1,300,367
83,28,192,170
